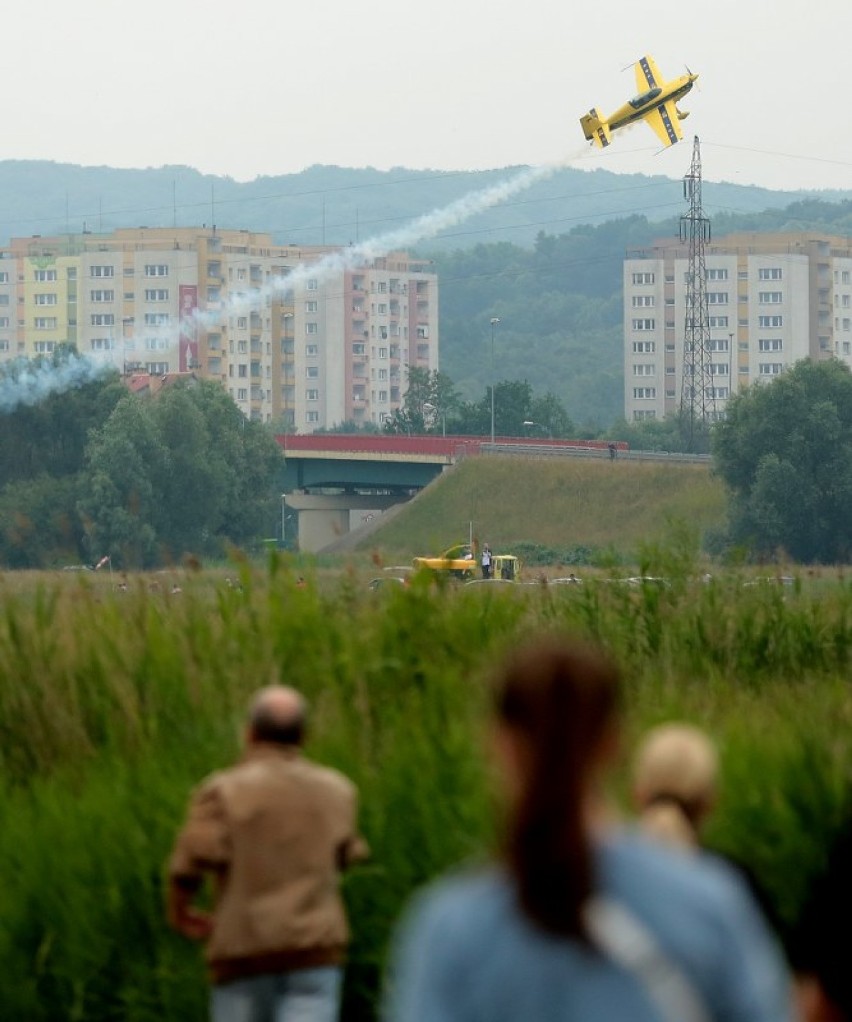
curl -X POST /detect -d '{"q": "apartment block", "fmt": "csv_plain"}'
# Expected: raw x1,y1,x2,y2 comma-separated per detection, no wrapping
624,233,852,422
0,228,439,430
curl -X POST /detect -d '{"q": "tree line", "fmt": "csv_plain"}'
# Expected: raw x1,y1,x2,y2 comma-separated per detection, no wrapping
0,349,283,569
3,353,852,568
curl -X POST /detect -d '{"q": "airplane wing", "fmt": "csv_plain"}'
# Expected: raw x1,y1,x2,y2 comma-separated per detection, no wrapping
636,55,662,91
644,100,682,147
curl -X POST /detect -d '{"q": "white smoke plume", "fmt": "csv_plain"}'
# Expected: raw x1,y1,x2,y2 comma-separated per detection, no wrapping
193,159,576,328
0,354,113,414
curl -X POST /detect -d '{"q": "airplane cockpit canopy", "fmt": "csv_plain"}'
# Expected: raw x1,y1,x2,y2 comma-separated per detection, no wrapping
629,86,662,109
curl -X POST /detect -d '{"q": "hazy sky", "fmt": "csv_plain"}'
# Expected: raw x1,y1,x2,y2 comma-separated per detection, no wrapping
7,0,851,193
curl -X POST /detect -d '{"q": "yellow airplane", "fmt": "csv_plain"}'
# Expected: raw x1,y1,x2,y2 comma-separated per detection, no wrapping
580,55,698,149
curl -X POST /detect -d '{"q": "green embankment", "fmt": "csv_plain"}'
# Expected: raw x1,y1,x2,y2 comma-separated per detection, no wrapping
364,455,727,559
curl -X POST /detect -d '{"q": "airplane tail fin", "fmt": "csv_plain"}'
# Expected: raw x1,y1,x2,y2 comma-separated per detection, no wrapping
580,108,612,148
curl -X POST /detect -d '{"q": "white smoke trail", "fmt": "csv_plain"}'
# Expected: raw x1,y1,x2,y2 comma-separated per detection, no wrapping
0,354,113,414
0,154,591,407
192,157,584,328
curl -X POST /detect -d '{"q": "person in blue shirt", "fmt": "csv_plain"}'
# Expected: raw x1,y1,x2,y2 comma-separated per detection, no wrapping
385,636,793,1022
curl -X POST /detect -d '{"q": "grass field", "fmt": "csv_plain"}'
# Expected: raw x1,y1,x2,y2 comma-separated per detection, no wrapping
361,454,728,563
1,556,852,1019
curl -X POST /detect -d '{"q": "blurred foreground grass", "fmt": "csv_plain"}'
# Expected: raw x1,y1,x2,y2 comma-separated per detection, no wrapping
1,557,851,1019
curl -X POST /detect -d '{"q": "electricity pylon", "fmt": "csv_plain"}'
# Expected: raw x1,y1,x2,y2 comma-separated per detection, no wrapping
679,136,715,450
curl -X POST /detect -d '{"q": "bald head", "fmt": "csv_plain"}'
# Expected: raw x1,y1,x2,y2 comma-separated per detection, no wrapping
247,686,307,747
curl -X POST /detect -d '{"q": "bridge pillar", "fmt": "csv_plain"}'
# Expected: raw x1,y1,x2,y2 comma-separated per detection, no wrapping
283,492,408,553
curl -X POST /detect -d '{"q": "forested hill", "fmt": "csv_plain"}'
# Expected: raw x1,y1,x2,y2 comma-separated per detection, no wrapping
0,158,847,251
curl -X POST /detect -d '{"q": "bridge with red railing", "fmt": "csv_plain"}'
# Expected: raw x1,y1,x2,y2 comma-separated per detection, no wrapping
274,435,688,551
277,433,628,489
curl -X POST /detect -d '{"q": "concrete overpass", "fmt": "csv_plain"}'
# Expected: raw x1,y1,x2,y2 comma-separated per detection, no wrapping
277,434,629,552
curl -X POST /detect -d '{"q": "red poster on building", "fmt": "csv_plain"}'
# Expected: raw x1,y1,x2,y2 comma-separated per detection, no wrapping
178,285,198,372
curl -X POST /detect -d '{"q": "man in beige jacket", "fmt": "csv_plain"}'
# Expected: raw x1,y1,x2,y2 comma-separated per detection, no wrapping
168,685,368,1022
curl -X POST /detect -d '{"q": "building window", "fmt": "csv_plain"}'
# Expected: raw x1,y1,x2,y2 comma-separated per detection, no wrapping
306,388,319,401
0,340,8,351
633,410,657,420
378,346,388,358
34,293,58,306
305,300,318,312
632,318,655,331
758,315,783,328
709,387,729,399
758,268,782,280
707,292,729,305
91,313,115,326
759,291,783,304
633,387,656,399
144,289,169,301
632,272,655,285
306,323,318,334
144,313,170,326
306,367,319,379
144,264,169,277
0,317,9,328
90,338,115,351
759,363,784,375
306,279,318,291
90,265,115,278
710,363,729,375
632,341,655,353
758,339,783,352
708,316,729,328
34,269,57,282
90,289,115,303
34,317,57,329
378,390,388,402
352,343,365,355
632,364,655,376
631,295,654,307
306,411,320,423
706,268,729,280
34,341,56,353
305,344,319,356
0,271,8,283
708,339,729,352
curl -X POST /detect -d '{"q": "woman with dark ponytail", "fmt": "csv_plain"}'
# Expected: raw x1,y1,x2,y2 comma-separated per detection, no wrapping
386,635,793,1022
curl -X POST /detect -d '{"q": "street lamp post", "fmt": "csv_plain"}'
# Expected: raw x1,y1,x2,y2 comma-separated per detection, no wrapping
490,317,500,444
